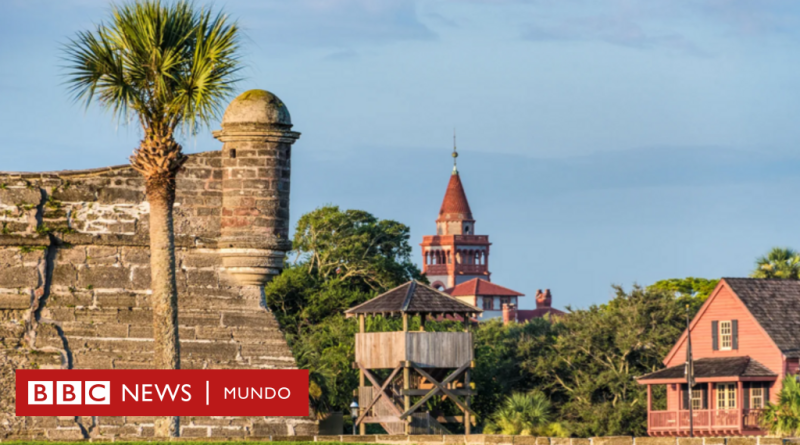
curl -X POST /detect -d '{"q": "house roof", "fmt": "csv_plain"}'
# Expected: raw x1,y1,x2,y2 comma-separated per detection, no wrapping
724,278,800,358
445,278,524,297
438,173,473,222
638,357,777,382
345,280,482,317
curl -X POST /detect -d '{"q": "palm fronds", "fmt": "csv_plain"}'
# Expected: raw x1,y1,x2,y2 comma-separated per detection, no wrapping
761,376,800,436
63,0,241,136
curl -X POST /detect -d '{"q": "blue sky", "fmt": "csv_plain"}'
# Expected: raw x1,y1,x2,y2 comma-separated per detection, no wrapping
2,0,800,309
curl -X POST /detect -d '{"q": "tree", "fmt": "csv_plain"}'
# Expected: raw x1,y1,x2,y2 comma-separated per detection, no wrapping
63,1,241,437
528,286,686,436
484,391,567,436
292,206,420,291
471,318,555,421
648,277,719,313
751,247,800,279
761,375,800,436
264,206,425,418
266,206,423,339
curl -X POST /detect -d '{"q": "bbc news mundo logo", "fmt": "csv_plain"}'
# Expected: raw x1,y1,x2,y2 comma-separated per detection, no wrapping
16,369,309,416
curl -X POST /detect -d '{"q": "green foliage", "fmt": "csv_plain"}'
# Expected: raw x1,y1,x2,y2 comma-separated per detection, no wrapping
265,206,423,417
484,391,567,436
266,206,709,436
752,247,800,279
526,285,686,437
761,375,800,436
647,277,719,313
62,0,241,136
471,318,555,420
292,206,421,291
19,245,47,254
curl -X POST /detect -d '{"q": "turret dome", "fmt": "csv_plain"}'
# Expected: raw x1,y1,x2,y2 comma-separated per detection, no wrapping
221,89,292,129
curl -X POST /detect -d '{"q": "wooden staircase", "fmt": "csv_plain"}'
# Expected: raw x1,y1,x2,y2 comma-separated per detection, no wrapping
359,386,452,434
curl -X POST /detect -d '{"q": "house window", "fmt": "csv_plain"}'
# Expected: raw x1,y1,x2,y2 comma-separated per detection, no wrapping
720,321,732,350
483,297,494,311
751,387,764,409
717,383,736,409
499,297,511,307
691,388,703,410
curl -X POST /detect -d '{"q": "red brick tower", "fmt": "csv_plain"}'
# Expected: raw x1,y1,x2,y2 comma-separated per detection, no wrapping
421,142,491,290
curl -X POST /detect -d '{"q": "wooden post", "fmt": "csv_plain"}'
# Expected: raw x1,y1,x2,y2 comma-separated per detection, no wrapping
464,367,471,434
420,314,426,332
709,382,714,431
402,313,410,434
738,380,744,430
403,362,411,434
358,314,366,435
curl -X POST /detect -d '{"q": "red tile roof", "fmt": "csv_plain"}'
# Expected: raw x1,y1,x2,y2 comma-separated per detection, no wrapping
445,278,524,297
438,173,473,221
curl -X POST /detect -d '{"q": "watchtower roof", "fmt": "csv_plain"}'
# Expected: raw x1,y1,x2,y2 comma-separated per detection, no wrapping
345,280,482,317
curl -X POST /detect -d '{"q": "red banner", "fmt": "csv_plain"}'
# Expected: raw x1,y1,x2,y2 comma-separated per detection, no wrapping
16,369,309,416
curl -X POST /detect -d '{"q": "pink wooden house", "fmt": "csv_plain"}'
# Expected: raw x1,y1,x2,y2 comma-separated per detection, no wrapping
638,278,800,436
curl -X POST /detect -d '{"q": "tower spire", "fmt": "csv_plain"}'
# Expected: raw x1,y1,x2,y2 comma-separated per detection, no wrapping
452,129,458,175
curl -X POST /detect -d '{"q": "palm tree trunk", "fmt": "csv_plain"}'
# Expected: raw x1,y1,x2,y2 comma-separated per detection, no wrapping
146,175,180,438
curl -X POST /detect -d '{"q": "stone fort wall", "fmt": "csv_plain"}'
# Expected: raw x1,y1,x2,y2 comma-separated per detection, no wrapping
0,90,317,441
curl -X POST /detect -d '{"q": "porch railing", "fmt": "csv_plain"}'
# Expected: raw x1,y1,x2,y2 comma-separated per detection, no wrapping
742,409,763,430
649,409,756,432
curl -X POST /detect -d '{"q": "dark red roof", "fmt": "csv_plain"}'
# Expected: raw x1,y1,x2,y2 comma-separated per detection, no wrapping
445,278,524,297
517,307,565,322
438,173,473,221
638,356,777,381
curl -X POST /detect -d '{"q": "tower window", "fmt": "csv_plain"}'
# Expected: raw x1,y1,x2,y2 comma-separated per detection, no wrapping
230,149,237,159
464,225,470,234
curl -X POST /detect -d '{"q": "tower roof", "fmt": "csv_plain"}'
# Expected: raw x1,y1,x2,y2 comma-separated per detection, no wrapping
438,173,473,222
344,280,482,317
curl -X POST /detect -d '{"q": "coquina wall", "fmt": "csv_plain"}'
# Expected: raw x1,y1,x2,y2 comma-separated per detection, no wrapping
0,90,317,441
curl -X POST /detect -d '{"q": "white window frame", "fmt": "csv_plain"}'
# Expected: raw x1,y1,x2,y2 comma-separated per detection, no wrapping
691,388,703,410
482,297,494,311
751,387,764,409
717,383,736,409
720,321,733,350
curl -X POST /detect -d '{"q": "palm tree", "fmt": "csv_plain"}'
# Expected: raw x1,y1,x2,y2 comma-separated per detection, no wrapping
63,0,240,437
483,391,566,436
761,375,800,436
751,247,800,279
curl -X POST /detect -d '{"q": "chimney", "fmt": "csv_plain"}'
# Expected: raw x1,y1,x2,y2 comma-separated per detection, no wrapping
502,303,517,324
536,289,552,309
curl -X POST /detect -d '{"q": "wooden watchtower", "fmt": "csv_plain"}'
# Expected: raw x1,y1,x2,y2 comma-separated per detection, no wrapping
345,280,482,435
